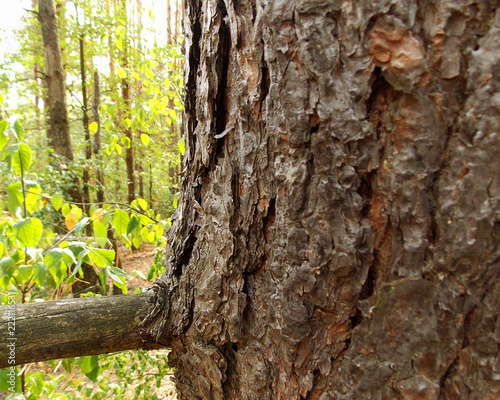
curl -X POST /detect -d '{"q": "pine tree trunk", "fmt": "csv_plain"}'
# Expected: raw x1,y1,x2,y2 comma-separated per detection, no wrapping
140,1,500,399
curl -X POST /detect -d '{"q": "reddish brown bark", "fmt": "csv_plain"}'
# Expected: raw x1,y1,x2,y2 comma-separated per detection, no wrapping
138,1,500,399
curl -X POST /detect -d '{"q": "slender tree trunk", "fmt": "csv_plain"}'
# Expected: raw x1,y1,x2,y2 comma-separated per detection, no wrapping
80,32,92,215
38,0,81,203
140,1,500,399
166,0,172,44
38,0,73,161
93,72,105,203
174,0,180,39
120,0,136,204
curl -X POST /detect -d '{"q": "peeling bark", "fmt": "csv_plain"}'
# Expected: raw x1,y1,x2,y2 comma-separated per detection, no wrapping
139,1,500,399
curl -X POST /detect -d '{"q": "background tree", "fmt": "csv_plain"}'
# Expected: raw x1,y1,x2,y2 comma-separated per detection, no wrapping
38,0,74,162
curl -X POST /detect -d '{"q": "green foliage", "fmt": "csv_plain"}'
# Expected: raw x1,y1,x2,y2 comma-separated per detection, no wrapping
4,350,172,399
1,0,182,396
0,123,170,397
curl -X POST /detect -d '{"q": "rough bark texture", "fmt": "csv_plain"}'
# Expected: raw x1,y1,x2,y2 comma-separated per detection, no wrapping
38,0,74,161
141,1,500,399
0,291,166,368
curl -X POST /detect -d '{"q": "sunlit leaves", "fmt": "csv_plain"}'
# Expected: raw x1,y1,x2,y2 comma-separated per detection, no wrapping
117,66,127,79
12,143,32,176
121,136,130,148
51,193,64,211
140,133,149,146
7,182,23,215
89,122,99,133
178,138,185,155
13,218,43,247
0,120,8,151
25,184,42,214
112,209,129,236
13,120,25,141
108,266,128,294
78,355,99,382
137,198,147,210
93,220,108,247
88,248,114,268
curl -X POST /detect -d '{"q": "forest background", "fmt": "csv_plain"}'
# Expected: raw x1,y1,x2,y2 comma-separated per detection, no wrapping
0,0,184,398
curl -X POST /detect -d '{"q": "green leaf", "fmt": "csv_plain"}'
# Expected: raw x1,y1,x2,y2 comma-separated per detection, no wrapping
0,257,16,286
141,133,149,146
45,248,67,285
12,143,32,176
78,355,99,374
62,358,76,373
44,248,63,269
137,198,148,210
115,143,122,155
61,202,71,217
85,366,100,382
178,138,185,155
140,226,149,241
0,367,21,392
108,266,129,294
112,209,129,236
16,264,34,282
33,262,48,287
74,217,90,236
93,220,108,248
124,118,131,128
121,136,131,148
0,120,8,151
89,122,99,133
25,184,42,214
120,233,132,248
14,218,43,247
127,215,140,234
88,248,115,268
115,25,126,39
117,66,126,79
116,36,123,51
7,182,23,215
13,119,25,140
51,193,64,211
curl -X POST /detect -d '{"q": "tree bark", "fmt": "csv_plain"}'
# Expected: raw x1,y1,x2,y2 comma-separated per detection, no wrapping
93,71,105,203
137,1,500,399
38,0,81,204
80,32,92,216
120,0,136,205
38,0,74,162
10,1,500,399
0,291,166,368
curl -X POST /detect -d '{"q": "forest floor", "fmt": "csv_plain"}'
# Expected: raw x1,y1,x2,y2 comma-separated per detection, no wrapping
0,245,177,400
